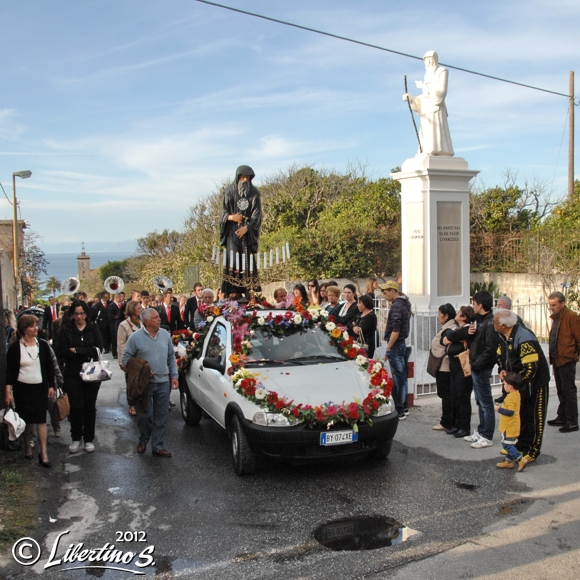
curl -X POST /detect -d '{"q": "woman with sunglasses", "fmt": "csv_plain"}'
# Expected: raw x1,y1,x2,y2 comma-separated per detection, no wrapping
307,279,321,306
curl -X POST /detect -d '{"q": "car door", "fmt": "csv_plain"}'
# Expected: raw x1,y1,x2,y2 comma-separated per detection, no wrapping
198,321,229,426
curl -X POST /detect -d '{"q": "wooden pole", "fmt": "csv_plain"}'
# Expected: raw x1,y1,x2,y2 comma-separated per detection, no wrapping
569,71,575,199
0,259,7,398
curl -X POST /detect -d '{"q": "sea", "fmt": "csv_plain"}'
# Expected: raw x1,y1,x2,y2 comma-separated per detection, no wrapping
42,252,134,284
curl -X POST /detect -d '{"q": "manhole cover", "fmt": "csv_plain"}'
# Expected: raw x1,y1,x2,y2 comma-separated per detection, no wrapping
314,516,409,551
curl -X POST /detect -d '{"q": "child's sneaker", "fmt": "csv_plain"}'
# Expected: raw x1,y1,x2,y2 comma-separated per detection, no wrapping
496,460,514,469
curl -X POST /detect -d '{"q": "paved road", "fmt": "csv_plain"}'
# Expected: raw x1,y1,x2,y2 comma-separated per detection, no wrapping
1,359,579,579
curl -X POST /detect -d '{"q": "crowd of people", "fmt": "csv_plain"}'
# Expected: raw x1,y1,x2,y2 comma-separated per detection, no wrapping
4,278,579,472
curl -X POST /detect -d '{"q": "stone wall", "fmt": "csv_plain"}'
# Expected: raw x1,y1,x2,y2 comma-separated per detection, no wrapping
0,249,17,309
470,272,568,302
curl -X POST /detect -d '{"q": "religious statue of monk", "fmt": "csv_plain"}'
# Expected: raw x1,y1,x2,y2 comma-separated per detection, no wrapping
219,165,262,298
403,51,454,156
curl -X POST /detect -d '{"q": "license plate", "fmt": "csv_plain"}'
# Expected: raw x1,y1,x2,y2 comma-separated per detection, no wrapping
320,430,358,446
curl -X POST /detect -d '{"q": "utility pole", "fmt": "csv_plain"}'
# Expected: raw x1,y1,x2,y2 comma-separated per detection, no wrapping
569,71,575,199
0,261,6,399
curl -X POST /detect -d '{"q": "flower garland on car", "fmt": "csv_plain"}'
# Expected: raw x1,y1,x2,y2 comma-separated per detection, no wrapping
174,298,393,429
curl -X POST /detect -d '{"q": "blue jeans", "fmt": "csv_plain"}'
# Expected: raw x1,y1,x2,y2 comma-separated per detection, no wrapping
137,380,170,452
471,369,495,440
501,436,522,462
387,342,408,414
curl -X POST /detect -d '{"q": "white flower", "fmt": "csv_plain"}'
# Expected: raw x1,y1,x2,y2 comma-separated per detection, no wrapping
257,317,265,326
325,322,336,331
342,331,350,341
255,388,267,400
320,310,329,319
207,316,214,322
293,314,302,324
372,362,383,373
310,310,320,321
355,355,366,366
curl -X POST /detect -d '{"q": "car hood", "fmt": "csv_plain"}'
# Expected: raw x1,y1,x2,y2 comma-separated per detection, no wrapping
256,361,370,407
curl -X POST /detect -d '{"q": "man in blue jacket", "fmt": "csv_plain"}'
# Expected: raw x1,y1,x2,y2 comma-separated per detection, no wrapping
380,281,412,420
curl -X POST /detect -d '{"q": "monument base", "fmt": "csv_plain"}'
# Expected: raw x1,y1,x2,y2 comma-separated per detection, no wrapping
392,155,478,312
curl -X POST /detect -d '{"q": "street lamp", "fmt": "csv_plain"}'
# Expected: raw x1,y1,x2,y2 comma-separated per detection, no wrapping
12,170,32,303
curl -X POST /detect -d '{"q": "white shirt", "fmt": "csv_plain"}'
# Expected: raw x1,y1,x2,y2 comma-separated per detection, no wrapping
17,342,43,384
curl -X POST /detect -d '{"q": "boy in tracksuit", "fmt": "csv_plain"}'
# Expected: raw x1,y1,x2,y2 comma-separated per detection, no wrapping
495,372,524,471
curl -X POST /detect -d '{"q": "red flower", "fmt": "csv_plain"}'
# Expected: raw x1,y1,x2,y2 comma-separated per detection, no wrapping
328,315,336,323
315,410,326,422
246,385,256,396
292,408,300,417
240,379,249,390
302,310,312,321
267,392,279,404
349,410,360,420
284,311,294,320
346,347,358,359
275,400,286,410
371,401,380,410
274,315,284,324
370,374,382,386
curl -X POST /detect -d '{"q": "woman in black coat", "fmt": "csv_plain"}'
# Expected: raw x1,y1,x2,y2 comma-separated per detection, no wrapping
57,300,103,454
336,284,358,328
351,294,378,358
5,314,54,466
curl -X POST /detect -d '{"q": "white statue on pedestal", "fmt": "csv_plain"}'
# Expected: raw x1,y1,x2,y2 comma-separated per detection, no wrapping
403,51,454,157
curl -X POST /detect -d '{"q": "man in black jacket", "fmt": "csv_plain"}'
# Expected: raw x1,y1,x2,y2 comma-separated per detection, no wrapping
107,292,124,359
91,292,111,353
184,283,203,330
42,296,59,341
157,290,183,333
380,281,412,419
464,290,499,449
494,308,550,470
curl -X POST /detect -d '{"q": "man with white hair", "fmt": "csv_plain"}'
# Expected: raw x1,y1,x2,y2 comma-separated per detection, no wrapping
493,308,550,470
193,288,215,330
496,295,526,327
122,308,178,458
403,50,454,156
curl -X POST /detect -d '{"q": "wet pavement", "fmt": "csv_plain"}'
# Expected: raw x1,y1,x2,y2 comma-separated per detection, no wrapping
1,361,576,579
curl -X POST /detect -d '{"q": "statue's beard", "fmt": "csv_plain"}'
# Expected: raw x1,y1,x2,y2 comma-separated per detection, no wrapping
238,180,250,197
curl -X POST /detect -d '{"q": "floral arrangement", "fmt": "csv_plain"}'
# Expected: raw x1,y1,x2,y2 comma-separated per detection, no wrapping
175,298,393,428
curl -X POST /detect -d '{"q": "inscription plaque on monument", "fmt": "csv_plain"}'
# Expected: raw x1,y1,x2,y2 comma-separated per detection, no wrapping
437,201,461,296
407,201,424,295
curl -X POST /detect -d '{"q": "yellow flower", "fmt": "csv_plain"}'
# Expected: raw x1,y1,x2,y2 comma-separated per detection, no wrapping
331,328,342,339
213,306,221,316
230,354,241,364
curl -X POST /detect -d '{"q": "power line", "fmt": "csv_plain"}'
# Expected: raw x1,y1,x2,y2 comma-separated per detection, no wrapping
0,182,12,205
194,0,577,102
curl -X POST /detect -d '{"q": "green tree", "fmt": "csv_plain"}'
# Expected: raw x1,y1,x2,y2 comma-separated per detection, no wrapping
98,260,130,282
20,231,48,302
44,276,61,297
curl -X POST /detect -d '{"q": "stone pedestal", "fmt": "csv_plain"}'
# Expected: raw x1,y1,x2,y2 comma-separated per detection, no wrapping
392,155,478,311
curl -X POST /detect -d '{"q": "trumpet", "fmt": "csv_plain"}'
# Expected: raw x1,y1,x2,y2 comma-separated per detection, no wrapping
153,276,173,291
61,277,80,296
104,276,124,295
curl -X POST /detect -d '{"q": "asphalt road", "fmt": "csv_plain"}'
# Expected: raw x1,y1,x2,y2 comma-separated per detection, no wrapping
1,359,576,580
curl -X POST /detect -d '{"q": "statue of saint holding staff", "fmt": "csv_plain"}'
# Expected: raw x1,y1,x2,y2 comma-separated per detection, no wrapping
219,165,262,298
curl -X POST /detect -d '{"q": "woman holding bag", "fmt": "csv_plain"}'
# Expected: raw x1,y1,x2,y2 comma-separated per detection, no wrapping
442,305,476,438
5,314,55,467
430,304,457,432
57,300,103,454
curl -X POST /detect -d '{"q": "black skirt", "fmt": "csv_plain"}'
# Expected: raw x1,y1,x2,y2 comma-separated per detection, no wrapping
13,381,49,424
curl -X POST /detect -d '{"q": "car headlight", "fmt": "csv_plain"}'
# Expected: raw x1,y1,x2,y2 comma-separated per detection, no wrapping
252,412,303,427
376,400,393,416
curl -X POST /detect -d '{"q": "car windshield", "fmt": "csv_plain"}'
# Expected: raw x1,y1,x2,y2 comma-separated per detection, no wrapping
246,325,347,366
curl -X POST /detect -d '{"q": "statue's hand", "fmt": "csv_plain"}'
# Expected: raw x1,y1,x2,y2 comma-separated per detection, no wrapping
236,225,248,238
402,93,409,101
415,80,424,89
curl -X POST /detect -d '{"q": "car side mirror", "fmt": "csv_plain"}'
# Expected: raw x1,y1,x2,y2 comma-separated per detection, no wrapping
203,356,225,374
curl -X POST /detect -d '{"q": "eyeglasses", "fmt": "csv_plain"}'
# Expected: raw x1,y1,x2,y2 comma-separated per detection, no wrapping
73,311,86,316
308,284,315,288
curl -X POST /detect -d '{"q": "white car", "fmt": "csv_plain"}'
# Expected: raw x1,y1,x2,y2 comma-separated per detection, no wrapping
179,309,399,475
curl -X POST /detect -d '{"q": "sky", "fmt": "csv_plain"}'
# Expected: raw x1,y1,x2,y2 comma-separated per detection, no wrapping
0,0,577,253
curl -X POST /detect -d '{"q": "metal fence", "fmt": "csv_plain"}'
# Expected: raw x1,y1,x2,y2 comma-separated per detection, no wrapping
373,297,552,398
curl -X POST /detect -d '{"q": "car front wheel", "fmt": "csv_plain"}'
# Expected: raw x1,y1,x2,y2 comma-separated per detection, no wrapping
374,439,393,460
231,415,256,476
180,387,202,426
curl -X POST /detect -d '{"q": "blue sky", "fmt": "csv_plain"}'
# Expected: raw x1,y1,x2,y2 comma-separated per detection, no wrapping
0,0,577,252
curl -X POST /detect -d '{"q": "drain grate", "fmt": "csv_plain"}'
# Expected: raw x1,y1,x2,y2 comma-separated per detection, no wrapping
314,516,409,551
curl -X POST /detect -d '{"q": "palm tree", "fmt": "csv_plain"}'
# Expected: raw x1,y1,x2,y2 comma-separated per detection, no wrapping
45,276,61,297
